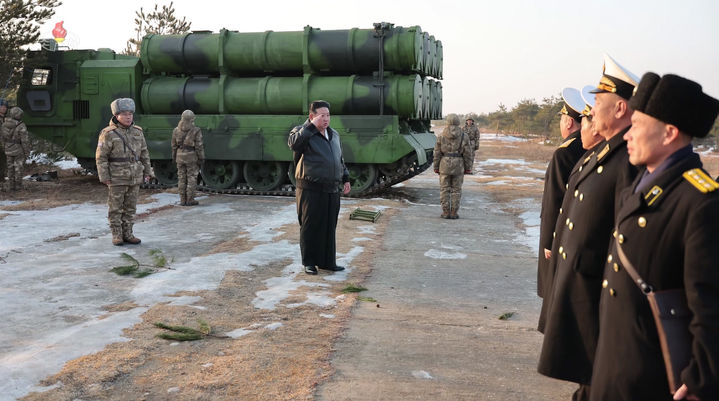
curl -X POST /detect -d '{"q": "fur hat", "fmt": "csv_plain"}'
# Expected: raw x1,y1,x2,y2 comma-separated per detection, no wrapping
629,72,719,138
110,98,136,115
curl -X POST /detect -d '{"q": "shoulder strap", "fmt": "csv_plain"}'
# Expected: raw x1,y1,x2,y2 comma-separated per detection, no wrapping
112,129,139,161
457,132,465,153
615,239,654,294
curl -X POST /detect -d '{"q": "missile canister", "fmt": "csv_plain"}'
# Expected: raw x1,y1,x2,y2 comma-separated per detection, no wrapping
140,74,423,118
140,25,433,77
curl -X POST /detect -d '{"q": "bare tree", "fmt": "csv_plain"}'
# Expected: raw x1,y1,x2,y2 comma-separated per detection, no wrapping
0,0,61,98
123,1,191,56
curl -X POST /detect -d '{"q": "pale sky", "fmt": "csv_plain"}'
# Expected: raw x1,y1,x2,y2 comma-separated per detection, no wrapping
38,0,719,115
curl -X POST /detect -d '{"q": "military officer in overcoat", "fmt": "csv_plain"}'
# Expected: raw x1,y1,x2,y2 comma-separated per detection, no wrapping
537,86,605,333
589,73,719,401
538,54,640,400
578,85,604,152
537,88,586,301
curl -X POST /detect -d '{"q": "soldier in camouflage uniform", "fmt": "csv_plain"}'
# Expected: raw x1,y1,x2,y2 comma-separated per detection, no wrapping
1,106,30,191
171,110,205,206
0,99,7,184
95,98,154,246
461,117,480,170
434,114,473,219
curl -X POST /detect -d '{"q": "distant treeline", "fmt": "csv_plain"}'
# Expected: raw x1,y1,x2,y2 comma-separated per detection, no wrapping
459,96,719,145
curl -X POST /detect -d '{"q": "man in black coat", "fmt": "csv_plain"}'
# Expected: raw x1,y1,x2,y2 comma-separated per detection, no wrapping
538,87,605,333
590,73,719,401
537,87,586,300
538,54,640,401
288,100,351,275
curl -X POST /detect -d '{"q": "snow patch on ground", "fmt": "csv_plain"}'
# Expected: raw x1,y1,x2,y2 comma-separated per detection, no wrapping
357,225,377,234
264,322,283,331
480,158,531,166
512,198,540,254
411,370,434,379
1,198,366,400
424,249,467,260
479,133,526,142
27,153,81,170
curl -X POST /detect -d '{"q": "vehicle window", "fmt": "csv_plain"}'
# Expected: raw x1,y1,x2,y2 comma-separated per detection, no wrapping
31,69,52,86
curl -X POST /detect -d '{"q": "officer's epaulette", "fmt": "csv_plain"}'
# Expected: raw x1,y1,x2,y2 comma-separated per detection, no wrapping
596,144,610,161
583,151,595,165
558,137,576,149
133,124,143,131
683,168,719,193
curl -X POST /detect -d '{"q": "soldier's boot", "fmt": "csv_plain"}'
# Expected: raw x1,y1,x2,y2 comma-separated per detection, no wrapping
122,223,142,245
186,188,198,206
111,226,124,246
440,207,449,219
179,192,187,206
449,204,459,219
450,206,459,219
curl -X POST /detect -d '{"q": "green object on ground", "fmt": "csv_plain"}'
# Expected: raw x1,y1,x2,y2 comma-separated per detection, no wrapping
349,208,382,222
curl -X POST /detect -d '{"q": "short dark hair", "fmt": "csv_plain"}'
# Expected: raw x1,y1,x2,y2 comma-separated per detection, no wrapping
309,100,330,114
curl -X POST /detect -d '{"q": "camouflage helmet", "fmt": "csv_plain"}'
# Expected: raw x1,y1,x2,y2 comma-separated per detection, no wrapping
181,109,195,121
445,113,460,126
110,98,135,115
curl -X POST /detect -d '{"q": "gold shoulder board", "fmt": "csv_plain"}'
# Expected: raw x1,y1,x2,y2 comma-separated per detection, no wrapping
558,137,577,148
596,144,610,161
683,168,719,193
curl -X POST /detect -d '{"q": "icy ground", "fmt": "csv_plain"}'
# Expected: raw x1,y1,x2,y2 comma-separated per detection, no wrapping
0,193,379,400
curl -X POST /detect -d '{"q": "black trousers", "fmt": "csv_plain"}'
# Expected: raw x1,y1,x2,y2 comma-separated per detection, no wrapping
296,187,340,268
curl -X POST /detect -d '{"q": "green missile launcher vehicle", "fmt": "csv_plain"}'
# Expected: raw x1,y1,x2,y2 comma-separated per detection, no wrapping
17,22,441,195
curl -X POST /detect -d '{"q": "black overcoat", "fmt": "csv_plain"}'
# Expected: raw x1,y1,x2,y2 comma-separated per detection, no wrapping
537,141,600,332
537,129,585,298
538,128,638,384
589,153,719,401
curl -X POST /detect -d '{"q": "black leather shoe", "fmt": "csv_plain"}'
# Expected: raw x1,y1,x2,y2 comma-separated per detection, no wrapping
304,265,318,275
319,265,345,271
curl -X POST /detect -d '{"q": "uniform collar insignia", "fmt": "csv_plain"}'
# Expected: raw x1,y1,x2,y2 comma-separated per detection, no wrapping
644,185,663,206
558,137,576,148
597,144,610,161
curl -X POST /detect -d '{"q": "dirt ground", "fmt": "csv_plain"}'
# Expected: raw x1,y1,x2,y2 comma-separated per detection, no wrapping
15,183,397,401
6,137,719,400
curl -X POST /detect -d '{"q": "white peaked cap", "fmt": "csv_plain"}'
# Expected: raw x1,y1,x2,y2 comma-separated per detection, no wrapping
590,53,640,99
560,87,584,118
603,53,639,86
